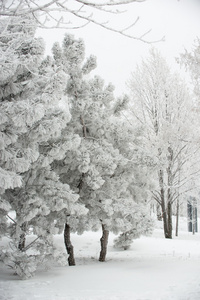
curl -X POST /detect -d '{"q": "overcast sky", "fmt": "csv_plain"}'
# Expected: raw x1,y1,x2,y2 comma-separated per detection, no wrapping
37,0,200,96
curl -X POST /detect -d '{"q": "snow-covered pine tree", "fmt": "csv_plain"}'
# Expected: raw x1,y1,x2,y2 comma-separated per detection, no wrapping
51,34,153,262
0,17,87,278
0,16,42,192
100,106,155,252
0,16,46,252
113,208,154,250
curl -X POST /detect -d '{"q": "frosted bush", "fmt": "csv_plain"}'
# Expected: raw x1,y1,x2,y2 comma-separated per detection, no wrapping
0,240,68,279
0,248,37,279
113,230,140,250
113,215,154,250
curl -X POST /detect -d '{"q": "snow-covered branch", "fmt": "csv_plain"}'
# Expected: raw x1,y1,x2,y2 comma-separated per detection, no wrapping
0,0,163,43
76,0,145,6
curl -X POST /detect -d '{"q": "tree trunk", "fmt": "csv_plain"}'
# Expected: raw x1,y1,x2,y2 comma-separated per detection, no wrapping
161,200,170,239
156,203,162,221
192,201,196,235
18,233,26,251
64,223,75,266
165,147,173,239
175,198,179,237
99,224,109,262
159,170,169,238
18,222,27,251
187,200,193,232
167,200,172,239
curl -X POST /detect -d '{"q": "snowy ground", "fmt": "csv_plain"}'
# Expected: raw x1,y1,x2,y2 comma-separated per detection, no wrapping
1,218,200,300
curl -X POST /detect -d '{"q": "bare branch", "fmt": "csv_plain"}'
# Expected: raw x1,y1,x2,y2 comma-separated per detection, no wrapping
121,16,139,32
0,0,58,16
65,6,163,43
151,191,161,205
23,236,41,251
76,1,127,14
6,214,17,224
0,0,163,43
76,0,145,6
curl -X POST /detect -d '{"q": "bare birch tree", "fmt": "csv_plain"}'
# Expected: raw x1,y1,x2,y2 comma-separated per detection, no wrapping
128,49,200,239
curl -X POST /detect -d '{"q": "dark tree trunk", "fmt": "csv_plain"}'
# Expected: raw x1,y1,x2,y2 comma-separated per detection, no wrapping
18,233,26,251
18,222,27,251
157,147,174,239
192,201,196,235
175,198,179,237
167,200,172,239
64,223,75,266
99,224,109,262
159,170,169,239
165,147,173,239
161,198,172,239
161,200,170,239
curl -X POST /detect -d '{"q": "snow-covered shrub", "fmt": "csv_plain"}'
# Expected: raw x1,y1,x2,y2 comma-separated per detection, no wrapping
113,212,154,250
0,238,67,279
0,247,37,279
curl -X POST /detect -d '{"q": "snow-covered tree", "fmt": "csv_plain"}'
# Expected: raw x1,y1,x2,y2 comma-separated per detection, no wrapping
113,208,154,250
179,39,200,234
179,38,200,99
0,15,45,242
51,34,153,263
107,114,155,250
128,49,200,239
0,15,43,192
0,15,155,277
0,16,87,278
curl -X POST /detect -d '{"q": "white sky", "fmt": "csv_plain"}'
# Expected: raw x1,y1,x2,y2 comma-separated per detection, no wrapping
37,0,200,96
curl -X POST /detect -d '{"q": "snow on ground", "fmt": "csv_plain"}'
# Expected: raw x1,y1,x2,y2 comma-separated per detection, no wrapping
1,218,200,300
